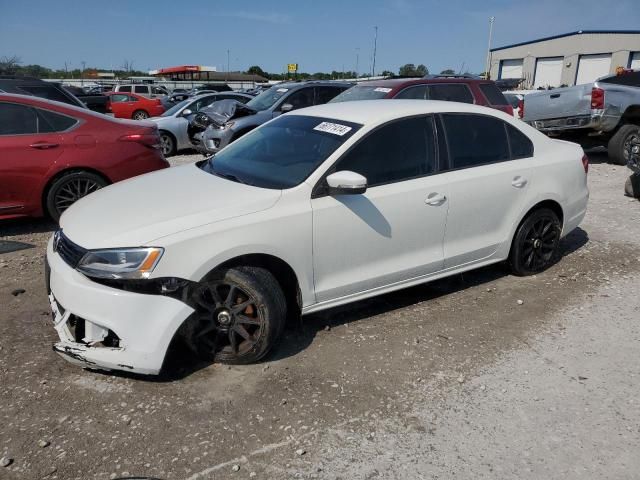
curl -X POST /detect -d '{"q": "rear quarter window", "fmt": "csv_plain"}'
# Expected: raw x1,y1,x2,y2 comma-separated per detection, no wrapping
37,109,78,133
507,124,534,158
479,83,509,105
428,84,474,104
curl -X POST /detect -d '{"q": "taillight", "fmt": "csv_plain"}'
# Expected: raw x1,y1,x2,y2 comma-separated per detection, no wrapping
118,133,161,149
591,87,604,110
517,99,524,119
581,153,589,174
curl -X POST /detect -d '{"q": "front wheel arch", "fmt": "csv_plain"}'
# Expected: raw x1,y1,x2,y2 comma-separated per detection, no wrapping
42,168,111,219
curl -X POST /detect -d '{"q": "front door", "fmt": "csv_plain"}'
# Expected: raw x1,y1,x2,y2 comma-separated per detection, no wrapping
311,116,448,303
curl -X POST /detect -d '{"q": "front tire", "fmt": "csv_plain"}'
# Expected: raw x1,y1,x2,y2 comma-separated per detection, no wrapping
509,208,561,276
45,171,108,222
608,124,640,165
132,110,149,120
190,267,286,364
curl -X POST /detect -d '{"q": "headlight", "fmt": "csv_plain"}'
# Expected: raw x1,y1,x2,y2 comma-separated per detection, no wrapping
77,247,164,279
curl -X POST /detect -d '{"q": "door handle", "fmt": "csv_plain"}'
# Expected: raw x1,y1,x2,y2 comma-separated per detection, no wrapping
512,176,528,188
550,93,561,99
425,193,447,206
29,142,59,150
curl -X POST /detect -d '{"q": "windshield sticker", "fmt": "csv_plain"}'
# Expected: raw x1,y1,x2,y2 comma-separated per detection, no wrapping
276,88,289,93
313,122,352,136
374,87,392,93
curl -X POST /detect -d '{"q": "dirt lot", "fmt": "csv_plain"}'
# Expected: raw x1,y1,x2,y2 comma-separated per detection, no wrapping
1,153,639,480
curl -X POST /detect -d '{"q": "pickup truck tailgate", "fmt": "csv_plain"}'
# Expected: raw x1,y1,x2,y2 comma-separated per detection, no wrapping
523,84,592,121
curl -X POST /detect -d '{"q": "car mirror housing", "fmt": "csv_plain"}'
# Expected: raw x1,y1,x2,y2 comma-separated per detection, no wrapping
326,171,367,195
280,103,294,113
181,109,193,116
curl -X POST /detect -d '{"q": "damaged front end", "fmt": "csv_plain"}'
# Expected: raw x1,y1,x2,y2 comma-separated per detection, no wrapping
187,99,256,146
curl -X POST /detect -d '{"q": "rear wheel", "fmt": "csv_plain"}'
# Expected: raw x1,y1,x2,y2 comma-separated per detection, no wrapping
132,110,149,120
159,131,176,156
608,124,640,165
509,208,561,276
45,171,108,222
189,267,286,364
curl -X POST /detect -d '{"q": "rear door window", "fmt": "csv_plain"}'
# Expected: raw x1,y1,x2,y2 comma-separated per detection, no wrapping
428,84,474,104
441,113,510,169
110,94,129,103
37,109,78,133
507,124,534,158
0,102,39,135
118,85,131,93
479,83,509,105
134,85,148,94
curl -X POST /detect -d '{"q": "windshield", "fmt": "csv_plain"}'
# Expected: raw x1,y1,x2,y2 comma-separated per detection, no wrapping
200,115,362,189
162,99,189,117
246,85,291,111
329,85,391,103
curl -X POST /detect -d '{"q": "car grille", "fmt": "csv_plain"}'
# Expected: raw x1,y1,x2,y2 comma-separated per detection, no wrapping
54,230,87,268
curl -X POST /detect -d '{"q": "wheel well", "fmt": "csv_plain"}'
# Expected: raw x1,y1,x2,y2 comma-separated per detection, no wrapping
159,129,176,141
523,200,564,227
213,254,302,319
132,109,148,117
42,168,111,216
621,105,640,125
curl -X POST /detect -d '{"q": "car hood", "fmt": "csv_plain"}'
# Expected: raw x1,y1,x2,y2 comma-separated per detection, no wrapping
60,163,282,249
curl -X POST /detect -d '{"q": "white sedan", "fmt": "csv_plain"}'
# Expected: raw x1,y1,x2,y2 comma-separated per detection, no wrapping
46,100,589,375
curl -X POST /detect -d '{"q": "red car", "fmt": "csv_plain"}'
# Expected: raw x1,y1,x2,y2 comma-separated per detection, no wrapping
330,75,514,116
105,92,165,120
0,93,168,221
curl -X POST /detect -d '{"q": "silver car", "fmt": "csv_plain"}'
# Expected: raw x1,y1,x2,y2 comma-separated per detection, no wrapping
151,92,253,156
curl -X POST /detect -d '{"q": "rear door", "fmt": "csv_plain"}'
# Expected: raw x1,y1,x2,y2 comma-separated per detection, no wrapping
437,113,534,268
314,86,348,105
0,102,67,215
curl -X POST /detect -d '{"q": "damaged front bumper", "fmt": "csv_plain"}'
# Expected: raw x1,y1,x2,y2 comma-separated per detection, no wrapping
46,237,194,375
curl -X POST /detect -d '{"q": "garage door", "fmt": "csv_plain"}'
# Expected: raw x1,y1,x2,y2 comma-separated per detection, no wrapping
630,52,640,70
533,57,563,88
499,59,523,79
576,54,612,85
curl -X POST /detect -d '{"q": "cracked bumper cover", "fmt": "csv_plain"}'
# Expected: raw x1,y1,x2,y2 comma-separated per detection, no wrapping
46,237,195,375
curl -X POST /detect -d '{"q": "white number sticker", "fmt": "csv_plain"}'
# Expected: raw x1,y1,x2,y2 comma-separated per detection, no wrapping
313,122,352,136
277,88,289,93
374,87,392,93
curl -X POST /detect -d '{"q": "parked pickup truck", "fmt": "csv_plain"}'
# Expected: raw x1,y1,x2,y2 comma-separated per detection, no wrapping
523,70,640,164
63,85,111,114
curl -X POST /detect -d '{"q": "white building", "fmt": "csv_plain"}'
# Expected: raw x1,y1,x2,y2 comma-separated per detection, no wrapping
490,30,640,88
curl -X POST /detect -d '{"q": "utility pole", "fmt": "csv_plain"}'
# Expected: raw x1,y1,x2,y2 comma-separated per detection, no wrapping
371,26,378,77
81,60,86,86
355,48,360,79
226,49,230,81
485,16,495,80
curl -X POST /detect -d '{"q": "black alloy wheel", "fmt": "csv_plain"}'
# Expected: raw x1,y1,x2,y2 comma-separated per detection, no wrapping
509,208,561,276
190,267,286,364
46,171,108,222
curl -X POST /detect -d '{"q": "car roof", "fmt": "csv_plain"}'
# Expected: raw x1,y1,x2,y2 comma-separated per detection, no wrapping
0,92,110,117
292,99,510,126
353,77,491,88
271,81,353,90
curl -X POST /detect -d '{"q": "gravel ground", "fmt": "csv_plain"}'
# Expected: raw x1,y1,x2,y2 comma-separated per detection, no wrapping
0,152,639,480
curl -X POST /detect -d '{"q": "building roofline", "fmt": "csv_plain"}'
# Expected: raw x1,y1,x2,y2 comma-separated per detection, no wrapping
491,30,640,52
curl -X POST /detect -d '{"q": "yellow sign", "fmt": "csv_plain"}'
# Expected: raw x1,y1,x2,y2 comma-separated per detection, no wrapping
287,63,298,73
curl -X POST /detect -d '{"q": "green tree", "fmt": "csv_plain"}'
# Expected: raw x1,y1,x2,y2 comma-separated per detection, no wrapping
381,70,394,77
0,55,21,74
440,68,456,75
247,65,268,78
398,63,416,76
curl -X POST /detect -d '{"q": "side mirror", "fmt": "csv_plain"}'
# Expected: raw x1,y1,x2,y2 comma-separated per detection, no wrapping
182,109,193,116
280,103,294,113
326,171,367,195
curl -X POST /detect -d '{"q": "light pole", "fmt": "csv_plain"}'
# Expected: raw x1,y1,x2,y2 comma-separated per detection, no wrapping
485,16,495,80
226,49,230,81
81,61,86,86
371,26,378,77
355,48,360,79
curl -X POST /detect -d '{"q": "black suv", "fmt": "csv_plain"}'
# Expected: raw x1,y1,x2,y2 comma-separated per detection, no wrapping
0,76,86,109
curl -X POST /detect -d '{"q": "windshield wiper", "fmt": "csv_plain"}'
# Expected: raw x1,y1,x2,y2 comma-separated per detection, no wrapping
212,170,253,186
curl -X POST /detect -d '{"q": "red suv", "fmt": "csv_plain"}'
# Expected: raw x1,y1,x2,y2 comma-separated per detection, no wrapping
0,94,168,221
330,75,513,115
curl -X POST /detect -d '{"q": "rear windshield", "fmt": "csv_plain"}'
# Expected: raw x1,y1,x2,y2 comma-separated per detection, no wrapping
479,83,509,105
329,85,391,103
200,115,362,189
